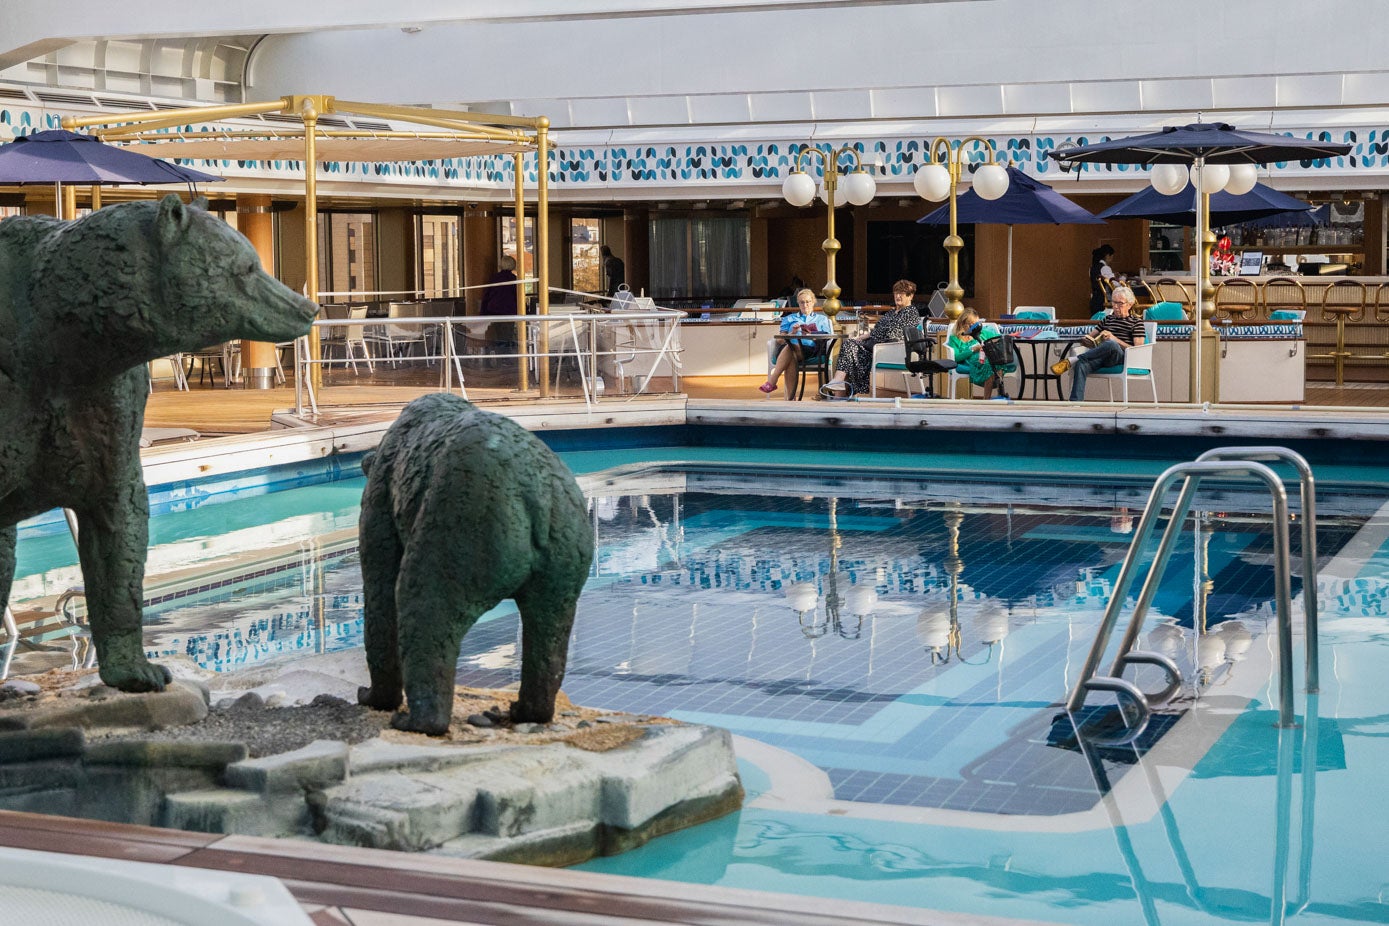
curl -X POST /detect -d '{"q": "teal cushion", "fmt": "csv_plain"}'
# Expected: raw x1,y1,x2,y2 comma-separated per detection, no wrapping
875,362,907,371
1015,310,1051,320
1269,309,1304,321
1145,302,1187,321
1126,368,1151,376
1096,365,1123,375
1091,310,1109,321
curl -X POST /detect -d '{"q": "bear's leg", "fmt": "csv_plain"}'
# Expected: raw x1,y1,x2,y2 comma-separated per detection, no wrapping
393,603,478,736
391,548,485,736
510,580,582,725
357,490,405,712
75,492,170,692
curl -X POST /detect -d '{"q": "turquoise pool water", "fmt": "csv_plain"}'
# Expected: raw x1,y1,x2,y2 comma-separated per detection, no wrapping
10,447,1389,925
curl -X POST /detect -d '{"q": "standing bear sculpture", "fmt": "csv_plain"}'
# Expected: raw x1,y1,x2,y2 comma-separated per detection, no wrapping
357,393,594,734
0,195,318,692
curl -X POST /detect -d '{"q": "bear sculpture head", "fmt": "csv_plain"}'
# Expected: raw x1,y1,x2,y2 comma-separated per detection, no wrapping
27,194,318,366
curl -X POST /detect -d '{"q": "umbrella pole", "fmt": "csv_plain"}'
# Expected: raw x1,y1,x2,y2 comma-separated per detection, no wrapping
52,181,62,219
1006,225,1014,312
1191,159,1204,404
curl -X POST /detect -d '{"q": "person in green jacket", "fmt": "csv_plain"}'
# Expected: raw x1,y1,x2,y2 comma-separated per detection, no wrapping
947,307,1003,399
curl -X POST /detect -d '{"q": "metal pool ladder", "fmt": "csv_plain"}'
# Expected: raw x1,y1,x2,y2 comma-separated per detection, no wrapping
1067,446,1319,739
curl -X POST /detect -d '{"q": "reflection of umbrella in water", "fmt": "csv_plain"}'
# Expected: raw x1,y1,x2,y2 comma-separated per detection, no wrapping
0,129,222,217
918,166,1103,310
1097,181,1315,227
935,508,1122,605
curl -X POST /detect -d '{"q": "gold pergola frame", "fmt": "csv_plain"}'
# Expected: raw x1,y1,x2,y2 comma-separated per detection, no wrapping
63,95,553,392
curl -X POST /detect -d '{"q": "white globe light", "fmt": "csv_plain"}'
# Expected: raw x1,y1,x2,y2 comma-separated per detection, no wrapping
845,583,878,615
1150,163,1189,195
1146,622,1186,658
1225,163,1258,195
980,611,1011,644
842,170,877,206
915,609,951,649
1219,620,1254,661
1199,163,1230,194
818,183,833,206
1196,633,1227,670
972,163,1009,201
913,163,951,202
784,581,819,612
782,171,816,207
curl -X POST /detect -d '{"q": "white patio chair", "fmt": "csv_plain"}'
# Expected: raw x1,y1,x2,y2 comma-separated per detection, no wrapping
1087,323,1158,403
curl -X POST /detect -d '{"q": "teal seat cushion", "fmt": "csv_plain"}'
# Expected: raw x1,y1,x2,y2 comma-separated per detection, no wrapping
1091,310,1109,321
1126,368,1151,376
1015,310,1051,320
1269,309,1304,320
875,362,907,371
1096,365,1123,375
1144,301,1187,321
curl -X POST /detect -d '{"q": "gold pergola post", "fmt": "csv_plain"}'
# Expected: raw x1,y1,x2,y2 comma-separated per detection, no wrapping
63,96,552,409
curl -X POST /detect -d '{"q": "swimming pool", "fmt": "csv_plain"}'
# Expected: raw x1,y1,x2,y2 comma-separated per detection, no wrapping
10,448,1389,926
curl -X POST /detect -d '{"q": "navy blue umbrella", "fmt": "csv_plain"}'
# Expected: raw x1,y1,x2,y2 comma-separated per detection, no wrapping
918,167,1103,308
1097,181,1314,227
1238,203,1331,230
1045,122,1352,166
0,129,222,216
1047,123,1350,403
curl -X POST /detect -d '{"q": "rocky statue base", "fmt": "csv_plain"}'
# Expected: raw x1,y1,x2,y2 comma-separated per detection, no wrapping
0,658,742,867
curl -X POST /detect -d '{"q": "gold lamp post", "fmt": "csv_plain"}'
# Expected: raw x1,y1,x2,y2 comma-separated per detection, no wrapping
781,145,878,321
912,138,1010,323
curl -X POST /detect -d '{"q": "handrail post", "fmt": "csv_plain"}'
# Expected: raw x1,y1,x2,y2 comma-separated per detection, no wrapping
1065,465,1186,714
1195,447,1318,692
1069,457,1303,729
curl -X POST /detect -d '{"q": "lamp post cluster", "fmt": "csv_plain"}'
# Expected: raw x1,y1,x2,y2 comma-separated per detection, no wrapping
781,140,1010,324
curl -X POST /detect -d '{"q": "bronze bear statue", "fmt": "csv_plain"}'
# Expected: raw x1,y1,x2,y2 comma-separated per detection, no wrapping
356,393,594,734
0,196,318,692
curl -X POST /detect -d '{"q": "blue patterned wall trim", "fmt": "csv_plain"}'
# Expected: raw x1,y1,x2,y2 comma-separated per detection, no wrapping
0,111,1378,189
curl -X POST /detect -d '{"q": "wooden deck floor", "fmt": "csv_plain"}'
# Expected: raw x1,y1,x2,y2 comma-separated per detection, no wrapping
145,372,1389,437
0,810,931,926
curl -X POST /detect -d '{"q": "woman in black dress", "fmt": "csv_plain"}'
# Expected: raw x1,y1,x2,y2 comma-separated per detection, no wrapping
822,279,922,396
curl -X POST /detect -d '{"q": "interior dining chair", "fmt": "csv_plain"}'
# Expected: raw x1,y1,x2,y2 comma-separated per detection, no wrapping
372,301,429,365
342,304,375,374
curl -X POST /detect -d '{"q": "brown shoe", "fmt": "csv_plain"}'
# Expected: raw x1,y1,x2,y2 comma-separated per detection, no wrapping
1050,359,1071,375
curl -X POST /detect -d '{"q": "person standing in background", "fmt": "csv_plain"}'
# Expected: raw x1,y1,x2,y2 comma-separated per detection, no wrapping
1088,245,1116,314
480,254,519,316
600,245,626,296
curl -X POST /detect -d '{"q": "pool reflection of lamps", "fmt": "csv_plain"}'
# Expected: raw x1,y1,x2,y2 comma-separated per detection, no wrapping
785,580,824,638
781,145,877,321
916,506,998,665
913,138,1010,323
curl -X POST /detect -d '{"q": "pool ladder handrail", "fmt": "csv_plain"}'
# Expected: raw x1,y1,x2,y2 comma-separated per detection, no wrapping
1067,446,1318,737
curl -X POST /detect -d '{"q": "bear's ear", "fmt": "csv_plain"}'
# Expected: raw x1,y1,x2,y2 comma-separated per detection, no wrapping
156,194,192,247
191,195,210,211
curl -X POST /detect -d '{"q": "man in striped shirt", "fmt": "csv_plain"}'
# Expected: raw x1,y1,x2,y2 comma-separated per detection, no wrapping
1052,285,1145,401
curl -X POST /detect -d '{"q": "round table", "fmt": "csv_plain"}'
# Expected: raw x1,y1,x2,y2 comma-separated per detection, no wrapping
1011,337,1084,401
773,333,838,400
